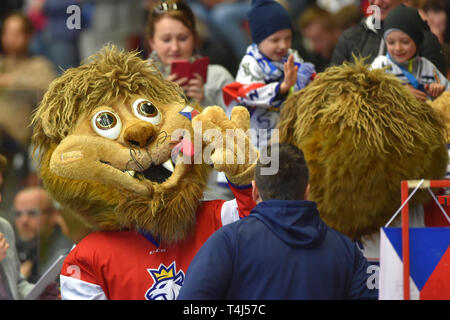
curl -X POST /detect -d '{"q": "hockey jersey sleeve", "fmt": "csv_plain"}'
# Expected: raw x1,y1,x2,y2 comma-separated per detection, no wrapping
217,179,255,228
59,238,108,300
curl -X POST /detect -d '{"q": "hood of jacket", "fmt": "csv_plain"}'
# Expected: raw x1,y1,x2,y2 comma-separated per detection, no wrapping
250,200,327,249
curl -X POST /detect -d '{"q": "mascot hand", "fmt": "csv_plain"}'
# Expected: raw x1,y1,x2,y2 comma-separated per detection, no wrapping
192,106,258,186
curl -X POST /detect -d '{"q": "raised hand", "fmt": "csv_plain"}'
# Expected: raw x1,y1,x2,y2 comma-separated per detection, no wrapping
192,106,258,186
279,54,298,95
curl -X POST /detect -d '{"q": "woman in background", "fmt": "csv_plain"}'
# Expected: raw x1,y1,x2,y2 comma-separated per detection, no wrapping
147,0,235,200
147,0,233,108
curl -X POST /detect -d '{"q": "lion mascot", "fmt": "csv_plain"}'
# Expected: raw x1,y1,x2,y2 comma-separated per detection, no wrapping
277,60,449,261
31,46,258,300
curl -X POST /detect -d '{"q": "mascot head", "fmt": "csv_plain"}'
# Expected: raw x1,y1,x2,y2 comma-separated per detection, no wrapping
31,46,211,242
278,60,448,239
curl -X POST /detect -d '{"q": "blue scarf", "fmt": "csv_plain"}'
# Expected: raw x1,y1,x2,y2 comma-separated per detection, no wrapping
387,53,425,92
246,44,315,91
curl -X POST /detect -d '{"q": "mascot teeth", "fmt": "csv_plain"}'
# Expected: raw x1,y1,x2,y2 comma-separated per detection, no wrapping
126,170,136,177
162,159,175,173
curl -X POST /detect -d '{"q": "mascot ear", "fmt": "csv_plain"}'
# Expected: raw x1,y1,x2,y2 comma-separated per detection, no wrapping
32,69,80,151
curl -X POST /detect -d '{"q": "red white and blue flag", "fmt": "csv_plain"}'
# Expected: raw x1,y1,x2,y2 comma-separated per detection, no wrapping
380,227,450,299
179,105,199,121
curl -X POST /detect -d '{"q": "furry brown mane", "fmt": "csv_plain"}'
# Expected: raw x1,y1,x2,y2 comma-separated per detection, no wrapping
278,59,448,239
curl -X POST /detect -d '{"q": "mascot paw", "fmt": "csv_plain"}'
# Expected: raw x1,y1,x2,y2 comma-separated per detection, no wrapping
193,106,258,186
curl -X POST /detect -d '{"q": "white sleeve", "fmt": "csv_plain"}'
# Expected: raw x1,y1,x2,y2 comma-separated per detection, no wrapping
370,56,389,70
234,56,283,108
220,199,240,226
60,275,108,300
236,55,265,83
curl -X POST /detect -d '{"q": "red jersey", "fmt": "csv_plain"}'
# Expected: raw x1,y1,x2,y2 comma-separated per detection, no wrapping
60,184,254,300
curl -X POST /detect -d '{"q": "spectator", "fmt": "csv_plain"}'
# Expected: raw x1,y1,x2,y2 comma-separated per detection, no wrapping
371,5,449,101
0,154,57,299
422,0,450,78
223,0,315,150
403,0,428,18
147,0,233,108
13,186,73,283
298,6,341,72
333,4,365,32
0,12,55,91
331,0,447,75
423,0,447,44
0,12,56,211
147,0,235,200
178,143,378,300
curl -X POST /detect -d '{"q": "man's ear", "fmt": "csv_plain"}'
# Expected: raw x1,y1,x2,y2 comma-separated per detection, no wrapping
252,180,262,204
304,184,310,200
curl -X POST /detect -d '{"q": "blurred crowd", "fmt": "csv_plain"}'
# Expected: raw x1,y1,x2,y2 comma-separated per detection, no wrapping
0,0,448,287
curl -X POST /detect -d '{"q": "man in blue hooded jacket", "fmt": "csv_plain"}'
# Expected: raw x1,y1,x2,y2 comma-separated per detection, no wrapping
178,143,378,300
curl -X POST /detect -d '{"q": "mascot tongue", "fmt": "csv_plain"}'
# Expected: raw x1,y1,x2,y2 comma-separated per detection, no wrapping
171,138,195,160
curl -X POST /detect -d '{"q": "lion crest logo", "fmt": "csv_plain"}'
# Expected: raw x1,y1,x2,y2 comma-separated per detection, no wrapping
145,262,185,300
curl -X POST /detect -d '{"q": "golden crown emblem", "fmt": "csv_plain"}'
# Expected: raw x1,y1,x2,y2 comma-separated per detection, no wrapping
153,268,174,282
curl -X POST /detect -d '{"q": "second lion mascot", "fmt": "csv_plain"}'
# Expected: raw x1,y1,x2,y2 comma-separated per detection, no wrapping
277,60,448,261
31,47,258,300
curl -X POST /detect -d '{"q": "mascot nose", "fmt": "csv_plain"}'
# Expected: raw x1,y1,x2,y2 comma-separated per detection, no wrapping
123,122,156,148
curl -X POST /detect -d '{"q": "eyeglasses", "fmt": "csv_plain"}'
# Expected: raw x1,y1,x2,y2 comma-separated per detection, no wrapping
14,208,41,218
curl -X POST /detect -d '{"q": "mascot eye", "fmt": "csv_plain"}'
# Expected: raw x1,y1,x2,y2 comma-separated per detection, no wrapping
91,110,122,140
132,99,161,125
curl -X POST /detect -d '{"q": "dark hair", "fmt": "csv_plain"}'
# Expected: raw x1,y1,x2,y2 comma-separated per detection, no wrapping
1,12,34,35
147,0,197,41
254,143,309,201
423,0,446,12
333,5,363,31
298,6,335,32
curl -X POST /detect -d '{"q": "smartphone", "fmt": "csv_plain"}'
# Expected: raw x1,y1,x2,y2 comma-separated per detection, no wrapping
171,56,209,82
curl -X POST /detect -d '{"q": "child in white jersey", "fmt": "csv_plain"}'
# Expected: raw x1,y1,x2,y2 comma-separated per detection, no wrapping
371,6,449,101
223,0,316,150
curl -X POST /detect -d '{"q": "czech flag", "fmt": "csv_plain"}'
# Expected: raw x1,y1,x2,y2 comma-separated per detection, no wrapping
379,227,450,299
179,106,199,121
